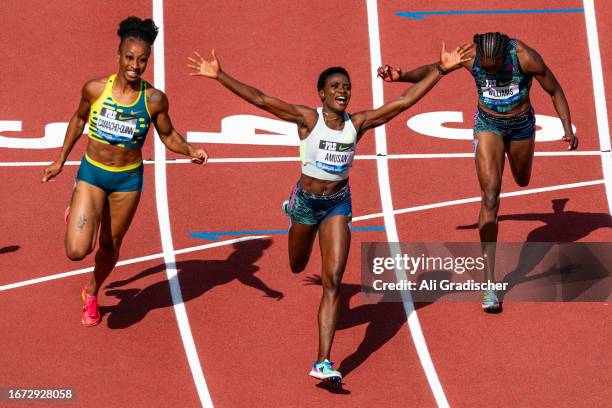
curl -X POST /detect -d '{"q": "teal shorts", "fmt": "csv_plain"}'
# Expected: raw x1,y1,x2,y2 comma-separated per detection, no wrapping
76,154,143,192
473,106,535,141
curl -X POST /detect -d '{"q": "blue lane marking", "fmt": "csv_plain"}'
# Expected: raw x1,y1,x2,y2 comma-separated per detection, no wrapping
398,8,584,20
190,226,385,241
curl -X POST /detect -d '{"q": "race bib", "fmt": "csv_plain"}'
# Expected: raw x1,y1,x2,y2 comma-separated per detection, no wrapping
481,78,519,100
96,108,137,142
315,140,354,174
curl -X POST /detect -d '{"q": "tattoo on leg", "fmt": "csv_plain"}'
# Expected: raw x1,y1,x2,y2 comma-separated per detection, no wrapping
77,214,87,233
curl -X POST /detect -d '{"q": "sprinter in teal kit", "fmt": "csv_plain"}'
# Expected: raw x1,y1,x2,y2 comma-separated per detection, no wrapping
378,32,578,311
43,16,208,327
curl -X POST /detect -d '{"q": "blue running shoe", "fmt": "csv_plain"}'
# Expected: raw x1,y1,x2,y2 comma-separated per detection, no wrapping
309,360,342,383
482,289,500,312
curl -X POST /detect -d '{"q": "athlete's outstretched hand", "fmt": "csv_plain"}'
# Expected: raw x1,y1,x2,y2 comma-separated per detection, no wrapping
188,146,209,165
440,42,474,72
564,131,579,150
377,65,402,82
42,161,63,182
188,50,221,79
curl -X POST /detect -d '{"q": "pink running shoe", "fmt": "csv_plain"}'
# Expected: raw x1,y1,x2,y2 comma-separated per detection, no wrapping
81,286,101,327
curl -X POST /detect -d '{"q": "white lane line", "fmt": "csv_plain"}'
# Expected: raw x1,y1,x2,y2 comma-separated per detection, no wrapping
524,151,600,157
584,0,612,216
390,180,604,217
152,1,214,407
365,1,449,407
0,236,266,292
0,178,602,292
352,179,604,222
0,150,601,167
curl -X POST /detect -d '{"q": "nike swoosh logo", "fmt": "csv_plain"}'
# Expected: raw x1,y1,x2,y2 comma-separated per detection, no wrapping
117,114,136,121
337,145,353,152
130,110,143,115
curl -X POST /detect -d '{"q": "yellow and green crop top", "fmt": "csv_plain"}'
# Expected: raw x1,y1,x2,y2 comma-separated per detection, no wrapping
88,74,151,148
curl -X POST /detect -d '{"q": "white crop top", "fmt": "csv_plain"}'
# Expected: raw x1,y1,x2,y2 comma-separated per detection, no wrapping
300,108,358,181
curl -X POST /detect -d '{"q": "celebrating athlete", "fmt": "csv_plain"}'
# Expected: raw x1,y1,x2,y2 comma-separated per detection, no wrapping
188,43,470,382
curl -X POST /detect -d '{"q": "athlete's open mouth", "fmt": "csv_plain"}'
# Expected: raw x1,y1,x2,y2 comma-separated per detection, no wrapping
335,96,348,105
126,70,140,79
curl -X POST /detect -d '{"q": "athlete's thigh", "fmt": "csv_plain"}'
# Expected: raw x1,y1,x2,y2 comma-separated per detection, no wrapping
99,190,142,245
318,215,351,279
506,135,535,184
474,132,506,190
65,181,107,253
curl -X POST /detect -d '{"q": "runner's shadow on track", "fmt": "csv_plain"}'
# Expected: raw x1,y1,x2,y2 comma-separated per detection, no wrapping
315,381,351,395
0,245,20,255
456,198,612,242
100,239,283,329
303,275,406,382
456,199,612,301
501,251,610,302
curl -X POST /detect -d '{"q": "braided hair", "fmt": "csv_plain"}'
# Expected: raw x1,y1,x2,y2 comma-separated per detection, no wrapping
117,16,159,50
473,32,510,61
317,67,350,91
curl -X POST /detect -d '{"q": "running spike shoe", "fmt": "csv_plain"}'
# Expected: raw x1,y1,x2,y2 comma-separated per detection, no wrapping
309,360,342,383
482,289,500,312
81,285,101,327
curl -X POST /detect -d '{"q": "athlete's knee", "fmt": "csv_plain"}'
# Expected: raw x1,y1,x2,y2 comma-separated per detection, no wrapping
289,258,308,274
481,189,500,211
322,272,342,294
66,250,87,262
515,175,531,187
65,243,93,261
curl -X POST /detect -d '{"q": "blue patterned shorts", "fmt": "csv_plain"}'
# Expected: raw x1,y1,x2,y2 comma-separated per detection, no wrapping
473,106,535,141
285,181,352,225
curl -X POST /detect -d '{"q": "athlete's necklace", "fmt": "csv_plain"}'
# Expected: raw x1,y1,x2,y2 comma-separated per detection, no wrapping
322,109,342,127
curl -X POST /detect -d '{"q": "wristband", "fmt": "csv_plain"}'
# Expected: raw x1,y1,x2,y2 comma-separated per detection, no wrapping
435,63,448,76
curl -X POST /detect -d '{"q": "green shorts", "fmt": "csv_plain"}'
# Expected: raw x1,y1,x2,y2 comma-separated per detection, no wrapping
76,154,143,192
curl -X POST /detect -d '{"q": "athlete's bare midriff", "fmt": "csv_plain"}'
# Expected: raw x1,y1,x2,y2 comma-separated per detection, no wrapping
299,173,348,196
86,138,143,167
478,96,532,117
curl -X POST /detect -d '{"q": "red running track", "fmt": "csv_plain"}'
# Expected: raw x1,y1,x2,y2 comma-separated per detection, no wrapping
0,0,610,407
